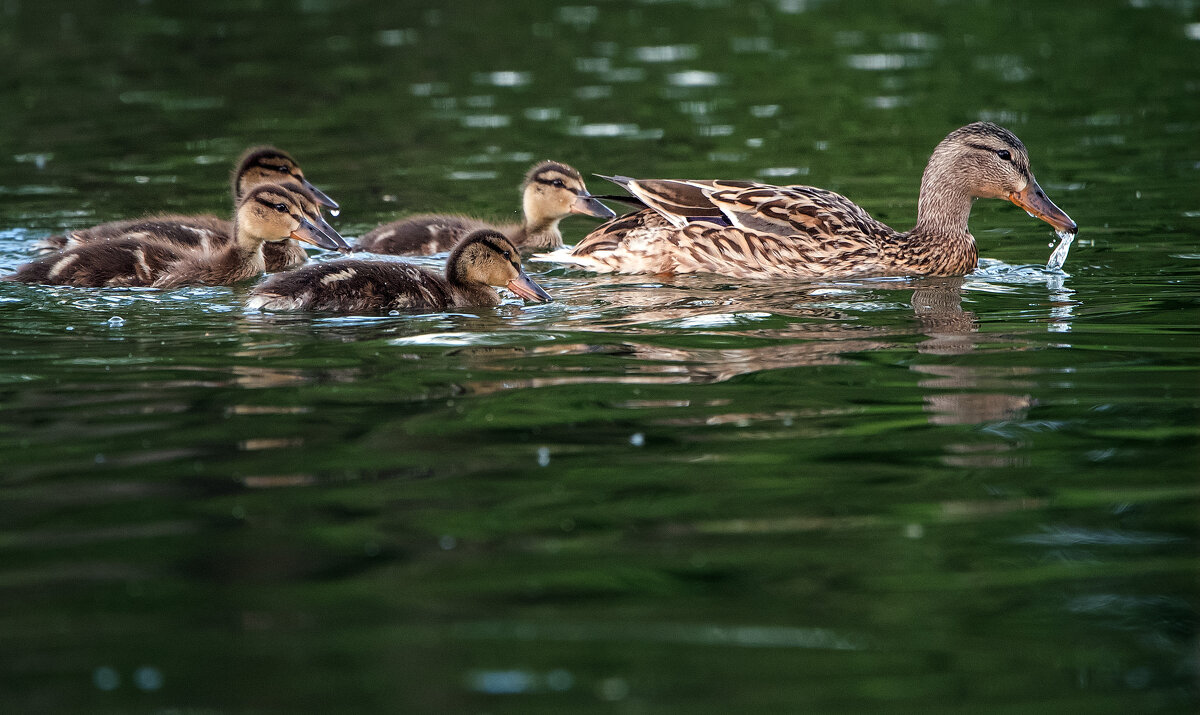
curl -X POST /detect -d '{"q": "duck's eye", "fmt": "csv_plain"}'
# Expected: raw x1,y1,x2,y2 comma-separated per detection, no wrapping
996,149,1012,162
274,165,291,174
551,179,566,189
273,202,288,213
502,251,512,259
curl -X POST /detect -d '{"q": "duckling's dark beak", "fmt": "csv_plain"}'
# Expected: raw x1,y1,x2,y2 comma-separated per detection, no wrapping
1009,179,1077,235
507,270,553,303
301,179,340,214
314,214,352,253
571,192,618,220
290,216,348,251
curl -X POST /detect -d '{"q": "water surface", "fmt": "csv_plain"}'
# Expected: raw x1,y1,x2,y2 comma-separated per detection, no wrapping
1,1,1198,712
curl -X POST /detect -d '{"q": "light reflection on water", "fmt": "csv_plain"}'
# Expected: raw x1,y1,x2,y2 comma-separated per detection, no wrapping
0,0,1197,712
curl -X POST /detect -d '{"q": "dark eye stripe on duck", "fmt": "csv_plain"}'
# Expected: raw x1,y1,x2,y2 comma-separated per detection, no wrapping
251,195,303,222
478,237,521,269
965,142,1007,153
533,173,579,193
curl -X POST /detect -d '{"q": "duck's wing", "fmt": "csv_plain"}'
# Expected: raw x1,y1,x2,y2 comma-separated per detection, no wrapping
602,177,759,228
561,181,897,278
705,184,894,242
670,222,887,279
9,237,182,287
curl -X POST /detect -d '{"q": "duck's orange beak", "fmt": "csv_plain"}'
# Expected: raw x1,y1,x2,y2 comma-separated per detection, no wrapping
506,270,553,303
1008,179,1077,234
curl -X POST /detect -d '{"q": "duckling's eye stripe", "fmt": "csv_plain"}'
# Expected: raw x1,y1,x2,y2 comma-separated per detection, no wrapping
253,196,296,216
533,177,576,192
479,238,521,268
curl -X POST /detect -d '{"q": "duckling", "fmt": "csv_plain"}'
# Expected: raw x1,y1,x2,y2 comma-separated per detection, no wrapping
35,146,339,272
248,229,552,313
538,122,1077,279
7,182,347,288
354,161,615,256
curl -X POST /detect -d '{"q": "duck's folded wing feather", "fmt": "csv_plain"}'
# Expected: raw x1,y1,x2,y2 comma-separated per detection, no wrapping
708,185,893,242
671,222,885,279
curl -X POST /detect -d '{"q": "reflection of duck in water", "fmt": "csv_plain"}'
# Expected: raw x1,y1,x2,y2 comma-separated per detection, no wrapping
36,147,340,272
542,122,1077,279
354,161,615,256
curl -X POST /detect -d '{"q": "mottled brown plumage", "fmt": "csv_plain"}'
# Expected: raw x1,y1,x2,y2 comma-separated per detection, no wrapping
34,146,339,272
354,161,615,256
248,230,553,313
7,183,347,288
539,123,1076,279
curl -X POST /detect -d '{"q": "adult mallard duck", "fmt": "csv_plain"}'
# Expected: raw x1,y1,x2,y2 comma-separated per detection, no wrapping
536,122,1077,279
248,229,552,313
7,182,347,288
35,146,339,272
354,161,615,256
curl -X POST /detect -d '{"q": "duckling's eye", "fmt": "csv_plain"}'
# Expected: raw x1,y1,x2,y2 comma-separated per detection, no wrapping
273,165,291,174
502,251,512,259
550,179,566,189
996,149,1012,162
273,202,288,213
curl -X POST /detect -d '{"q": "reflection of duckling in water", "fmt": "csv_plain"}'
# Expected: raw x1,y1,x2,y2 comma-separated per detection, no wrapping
7,182,347,287
36,146,340,272
544,122,1077,278
354,161,615,256
247,229,552,313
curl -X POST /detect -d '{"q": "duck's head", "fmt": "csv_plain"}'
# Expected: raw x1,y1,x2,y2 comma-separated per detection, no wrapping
930,122,1076,234
448,230,553,303
521,160,617,228
233,146,340,214
236,182,349,251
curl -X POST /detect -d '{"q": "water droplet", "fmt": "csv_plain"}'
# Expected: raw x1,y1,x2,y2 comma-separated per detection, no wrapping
133,666,163,691
93,666,120,691
629,433,645,447
106,316,125,327
537,446,550,467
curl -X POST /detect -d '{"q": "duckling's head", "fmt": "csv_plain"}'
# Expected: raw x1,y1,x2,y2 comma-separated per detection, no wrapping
447,230,553,303
927,122,1076,234
236,182,348,251
233,146,340,213
521,161,617,229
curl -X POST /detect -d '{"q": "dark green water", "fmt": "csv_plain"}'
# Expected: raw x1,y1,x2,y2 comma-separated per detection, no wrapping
2,1,1198,712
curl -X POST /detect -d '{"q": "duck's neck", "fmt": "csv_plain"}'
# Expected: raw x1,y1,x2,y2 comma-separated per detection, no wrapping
912,159,975,239
222,219,268,280
519,191,565,250
445,263,501,306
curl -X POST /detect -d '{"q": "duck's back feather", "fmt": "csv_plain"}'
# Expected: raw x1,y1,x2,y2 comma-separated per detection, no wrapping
355,215,518,256
248,258,492,313
564,181,909,278
35,214,305,272
9,237,189,287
